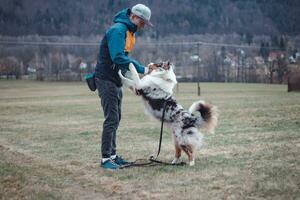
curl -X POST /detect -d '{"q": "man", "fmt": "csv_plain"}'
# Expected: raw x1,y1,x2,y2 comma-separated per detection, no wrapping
95,4,155,170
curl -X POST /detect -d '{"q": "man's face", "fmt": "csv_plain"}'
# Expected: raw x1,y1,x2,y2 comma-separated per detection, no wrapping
130,15,145,30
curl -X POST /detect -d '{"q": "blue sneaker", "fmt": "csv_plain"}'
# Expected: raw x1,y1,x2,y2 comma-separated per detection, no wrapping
101,159,119,170
113,155,129,165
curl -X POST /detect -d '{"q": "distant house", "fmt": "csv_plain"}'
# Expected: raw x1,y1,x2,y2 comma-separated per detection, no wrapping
224,53,238,67
91,61,97,69
289,49,299,64
244,57,256,68
268,51,286,62
289,56,296,64
254,56,264,65
296,52,300,60
79,62,87,70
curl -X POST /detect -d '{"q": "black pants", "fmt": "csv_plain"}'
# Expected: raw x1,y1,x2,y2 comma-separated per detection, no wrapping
96,78,122,158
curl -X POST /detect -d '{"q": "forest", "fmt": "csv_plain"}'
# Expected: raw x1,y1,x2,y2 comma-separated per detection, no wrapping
0,0,300,37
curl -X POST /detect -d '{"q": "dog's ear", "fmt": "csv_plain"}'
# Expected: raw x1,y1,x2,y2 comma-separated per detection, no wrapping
163,61,171,70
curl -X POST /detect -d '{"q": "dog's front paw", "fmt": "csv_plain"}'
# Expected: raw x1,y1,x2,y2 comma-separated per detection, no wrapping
118,70,123,78
129,63,135,71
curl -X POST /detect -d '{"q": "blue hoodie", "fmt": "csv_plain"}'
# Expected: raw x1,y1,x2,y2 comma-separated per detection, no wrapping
95,8,145,87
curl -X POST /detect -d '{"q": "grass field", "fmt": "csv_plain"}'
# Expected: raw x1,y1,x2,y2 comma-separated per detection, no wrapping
0,80,299,200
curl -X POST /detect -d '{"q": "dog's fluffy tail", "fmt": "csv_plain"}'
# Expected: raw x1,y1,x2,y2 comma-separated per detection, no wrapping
188,100,218,133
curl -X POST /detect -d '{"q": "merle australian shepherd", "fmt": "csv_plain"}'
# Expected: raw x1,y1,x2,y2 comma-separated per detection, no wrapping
118,62,218,166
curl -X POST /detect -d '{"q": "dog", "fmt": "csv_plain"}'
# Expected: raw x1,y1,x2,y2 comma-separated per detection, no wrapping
118,62,218,166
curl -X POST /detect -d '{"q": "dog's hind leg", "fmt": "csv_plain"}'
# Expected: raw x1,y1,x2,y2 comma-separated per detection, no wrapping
171,141,182,164
181,145,195,166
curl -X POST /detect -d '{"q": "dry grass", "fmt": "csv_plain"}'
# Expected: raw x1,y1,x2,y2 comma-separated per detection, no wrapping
0,80,299,200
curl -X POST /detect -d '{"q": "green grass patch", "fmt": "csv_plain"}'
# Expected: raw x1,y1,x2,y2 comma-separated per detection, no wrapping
0,80,299,199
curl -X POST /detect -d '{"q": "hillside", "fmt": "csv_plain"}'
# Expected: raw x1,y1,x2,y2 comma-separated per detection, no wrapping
0,0,300,37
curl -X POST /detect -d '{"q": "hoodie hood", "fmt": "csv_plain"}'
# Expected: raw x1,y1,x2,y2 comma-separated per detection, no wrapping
113,8,137,33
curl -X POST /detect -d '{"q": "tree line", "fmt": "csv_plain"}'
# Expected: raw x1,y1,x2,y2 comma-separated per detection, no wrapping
0,0,300,37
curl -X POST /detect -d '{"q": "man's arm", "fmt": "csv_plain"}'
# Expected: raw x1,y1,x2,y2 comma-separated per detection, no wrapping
106,25,145,74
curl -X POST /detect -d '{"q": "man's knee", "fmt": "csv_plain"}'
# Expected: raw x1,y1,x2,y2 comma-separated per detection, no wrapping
104,113,120,128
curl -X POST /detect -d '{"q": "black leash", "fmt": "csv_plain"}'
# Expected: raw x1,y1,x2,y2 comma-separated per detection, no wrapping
120,100,186,169
156,100,167,159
